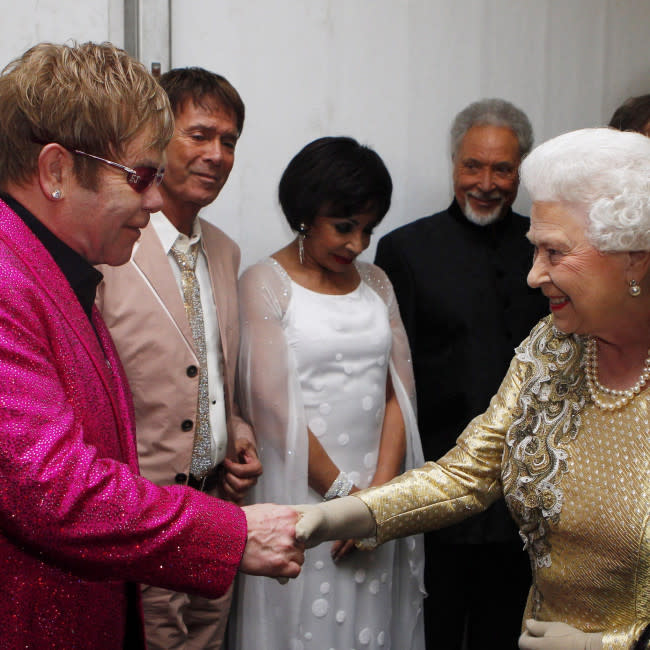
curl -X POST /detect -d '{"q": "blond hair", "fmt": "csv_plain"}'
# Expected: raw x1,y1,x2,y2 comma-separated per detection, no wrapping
0,41,174,189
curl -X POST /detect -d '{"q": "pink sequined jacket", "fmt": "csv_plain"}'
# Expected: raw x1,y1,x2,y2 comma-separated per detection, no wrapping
0,199,247,649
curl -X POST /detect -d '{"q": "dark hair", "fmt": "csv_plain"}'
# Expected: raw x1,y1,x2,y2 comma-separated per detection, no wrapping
608,94,650,134
278,137,392,231
159,67,245,135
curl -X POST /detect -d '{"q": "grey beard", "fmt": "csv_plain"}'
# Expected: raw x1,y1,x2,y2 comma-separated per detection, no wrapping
463,196,505,226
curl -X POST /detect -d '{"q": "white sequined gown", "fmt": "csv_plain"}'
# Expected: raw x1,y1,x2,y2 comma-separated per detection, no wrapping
233,258,425,650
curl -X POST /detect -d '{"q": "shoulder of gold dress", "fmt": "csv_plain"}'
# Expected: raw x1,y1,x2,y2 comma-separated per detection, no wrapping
503,316,586,572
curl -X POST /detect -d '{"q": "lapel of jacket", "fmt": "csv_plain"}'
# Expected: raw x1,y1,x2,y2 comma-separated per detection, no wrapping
92,306,140,470
200,221,236,427
0,199,136,463
200,221,230,367
132,222,196,354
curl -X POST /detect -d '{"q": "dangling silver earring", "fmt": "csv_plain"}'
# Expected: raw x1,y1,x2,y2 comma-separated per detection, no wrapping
51,189,62,200
298,223,308,265
629,279,641,297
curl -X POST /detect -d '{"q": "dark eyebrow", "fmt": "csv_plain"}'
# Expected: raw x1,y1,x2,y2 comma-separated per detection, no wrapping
184,122,214,131
184,123,238,139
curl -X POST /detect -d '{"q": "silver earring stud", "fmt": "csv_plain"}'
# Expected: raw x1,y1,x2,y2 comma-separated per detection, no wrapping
629,279,641,297
51,189,62,200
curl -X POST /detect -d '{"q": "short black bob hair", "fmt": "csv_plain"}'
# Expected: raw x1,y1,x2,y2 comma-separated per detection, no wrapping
279,136,392,231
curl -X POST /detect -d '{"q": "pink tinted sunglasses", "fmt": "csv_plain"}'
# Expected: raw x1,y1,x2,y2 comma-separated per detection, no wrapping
72,149,164,193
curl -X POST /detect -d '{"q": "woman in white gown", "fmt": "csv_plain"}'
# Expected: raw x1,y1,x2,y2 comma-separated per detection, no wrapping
234,137,425,650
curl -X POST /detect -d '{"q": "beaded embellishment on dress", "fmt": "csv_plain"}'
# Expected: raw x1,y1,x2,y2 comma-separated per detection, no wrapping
502,317,586,613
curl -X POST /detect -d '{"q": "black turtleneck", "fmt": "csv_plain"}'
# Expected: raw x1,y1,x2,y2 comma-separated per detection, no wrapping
0,194,103,321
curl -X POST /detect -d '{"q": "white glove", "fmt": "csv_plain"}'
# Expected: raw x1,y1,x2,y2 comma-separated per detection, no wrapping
519,620,603,650
294,496,375,548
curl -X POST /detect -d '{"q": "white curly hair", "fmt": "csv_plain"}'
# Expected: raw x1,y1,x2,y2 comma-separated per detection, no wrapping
521,127,650,252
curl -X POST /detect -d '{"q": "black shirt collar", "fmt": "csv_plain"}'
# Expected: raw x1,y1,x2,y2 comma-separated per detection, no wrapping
0,193,103,321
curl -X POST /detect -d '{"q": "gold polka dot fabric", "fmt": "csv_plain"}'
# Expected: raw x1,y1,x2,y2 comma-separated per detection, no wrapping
358,317,650,648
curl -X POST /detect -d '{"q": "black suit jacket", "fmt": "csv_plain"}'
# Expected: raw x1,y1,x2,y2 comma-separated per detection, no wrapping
375,199,548,544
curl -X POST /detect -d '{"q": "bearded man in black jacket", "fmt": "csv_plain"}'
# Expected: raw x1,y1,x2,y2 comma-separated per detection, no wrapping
375,98,548,650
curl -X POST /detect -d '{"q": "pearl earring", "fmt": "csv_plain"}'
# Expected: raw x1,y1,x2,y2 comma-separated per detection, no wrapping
629,279,641,297
51,189,62,200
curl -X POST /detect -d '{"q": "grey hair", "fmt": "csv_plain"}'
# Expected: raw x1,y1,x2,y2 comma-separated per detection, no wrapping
450,98,533,159
521,127,650,252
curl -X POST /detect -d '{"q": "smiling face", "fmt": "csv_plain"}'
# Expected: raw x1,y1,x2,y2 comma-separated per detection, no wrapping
303,212,378,273
453,124,521,225
66,129,164,266
526,201,633,337
160,98,239,232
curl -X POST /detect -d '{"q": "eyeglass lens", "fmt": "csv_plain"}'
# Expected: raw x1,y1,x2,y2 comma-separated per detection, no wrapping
127,167,165,193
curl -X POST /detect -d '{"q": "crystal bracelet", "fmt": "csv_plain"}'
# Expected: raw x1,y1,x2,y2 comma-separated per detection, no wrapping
323,471,354,501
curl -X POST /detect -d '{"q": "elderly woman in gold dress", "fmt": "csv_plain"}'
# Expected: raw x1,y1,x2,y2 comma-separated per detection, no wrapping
296,127,650,650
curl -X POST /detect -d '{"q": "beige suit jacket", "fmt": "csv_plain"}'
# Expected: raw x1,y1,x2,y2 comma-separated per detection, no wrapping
96,218,255,490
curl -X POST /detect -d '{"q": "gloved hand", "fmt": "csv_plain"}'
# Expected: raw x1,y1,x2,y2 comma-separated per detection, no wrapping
519,620,603,650
294,496,375,548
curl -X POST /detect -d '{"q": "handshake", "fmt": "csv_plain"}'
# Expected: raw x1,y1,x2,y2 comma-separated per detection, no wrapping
239,496,375,579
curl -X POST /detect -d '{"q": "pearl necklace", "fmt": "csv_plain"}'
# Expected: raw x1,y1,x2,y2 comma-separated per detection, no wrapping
584,337,650,410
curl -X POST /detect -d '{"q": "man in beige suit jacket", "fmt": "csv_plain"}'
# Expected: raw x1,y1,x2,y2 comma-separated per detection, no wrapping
97,67,262,650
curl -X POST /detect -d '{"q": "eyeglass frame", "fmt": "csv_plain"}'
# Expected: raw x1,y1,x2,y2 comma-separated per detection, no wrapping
71,149,165,193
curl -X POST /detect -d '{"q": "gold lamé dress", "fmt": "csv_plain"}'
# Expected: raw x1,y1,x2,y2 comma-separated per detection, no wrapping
358,316,650,650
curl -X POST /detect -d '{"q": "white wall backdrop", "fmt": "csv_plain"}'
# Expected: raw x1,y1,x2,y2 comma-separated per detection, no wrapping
0,0,123,67
1,1,649,271
170,0,650,270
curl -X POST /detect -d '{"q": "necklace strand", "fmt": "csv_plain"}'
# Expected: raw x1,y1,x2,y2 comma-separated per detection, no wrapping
585,337,650,410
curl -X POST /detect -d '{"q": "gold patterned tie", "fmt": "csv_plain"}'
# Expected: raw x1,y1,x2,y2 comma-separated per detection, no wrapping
170,240,212,479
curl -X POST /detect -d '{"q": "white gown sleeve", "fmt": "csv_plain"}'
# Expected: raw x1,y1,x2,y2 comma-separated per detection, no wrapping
234,258,311,647
237,257,310,507
358,261,425,474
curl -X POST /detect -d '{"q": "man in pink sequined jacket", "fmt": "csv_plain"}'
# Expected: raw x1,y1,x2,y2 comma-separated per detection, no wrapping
0,42,303,649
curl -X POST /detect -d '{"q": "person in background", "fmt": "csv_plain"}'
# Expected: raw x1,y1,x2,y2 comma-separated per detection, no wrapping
374,98,547,649
97,66,261,650
234,137,425,650
0,41,301,650
297,126,650,650
608,93,650,135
